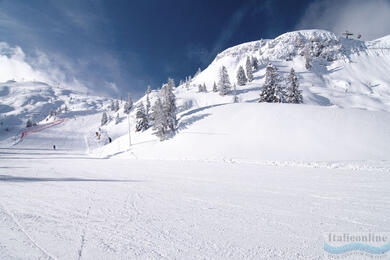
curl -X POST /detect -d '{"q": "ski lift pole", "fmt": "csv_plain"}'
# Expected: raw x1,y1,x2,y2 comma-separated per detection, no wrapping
127,114,131,148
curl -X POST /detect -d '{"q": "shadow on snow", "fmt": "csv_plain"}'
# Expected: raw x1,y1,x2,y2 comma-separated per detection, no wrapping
0,175,145,183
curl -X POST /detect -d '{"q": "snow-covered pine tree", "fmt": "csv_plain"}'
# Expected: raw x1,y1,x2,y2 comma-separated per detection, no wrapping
304,44,312,71
259,63,286,103
145,85,151,116
101,112,108,126
251,56,259,70
218,65,231,96
124,93,133,114
286,68,303,104
246,57,254,82
203,83,207,92
161,78,177,133
115,113,120,124
135,102,149,132
185,78,190,89
114,100,120,112
110,100,115,111
233,83,239,103
146,85,151,95
151,97,167,141
198,84,203,93
194,67,201,77
236,65,247,86
212,81,218,92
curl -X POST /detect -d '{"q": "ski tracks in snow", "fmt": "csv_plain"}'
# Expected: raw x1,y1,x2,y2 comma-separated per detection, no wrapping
77,204,91,260
0,201,57,260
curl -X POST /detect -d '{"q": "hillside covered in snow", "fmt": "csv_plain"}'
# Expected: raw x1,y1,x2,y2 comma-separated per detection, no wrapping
1,29,390,163
95,29,390,163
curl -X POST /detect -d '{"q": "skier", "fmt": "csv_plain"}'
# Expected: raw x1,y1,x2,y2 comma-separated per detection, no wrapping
108,137,112,143
53,145,56,150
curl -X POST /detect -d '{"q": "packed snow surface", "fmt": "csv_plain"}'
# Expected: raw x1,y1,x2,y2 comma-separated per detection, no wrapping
1,150,390,259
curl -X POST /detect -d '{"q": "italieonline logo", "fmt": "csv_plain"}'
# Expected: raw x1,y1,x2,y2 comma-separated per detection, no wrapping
324,232,390,259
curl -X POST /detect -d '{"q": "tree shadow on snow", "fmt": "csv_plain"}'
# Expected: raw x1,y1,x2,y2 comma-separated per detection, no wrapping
0,151,75,156
2,147,73,151
236,86,262,95
0,156,100,160
0,175,145,183
179,103,227,119
177,113,211,131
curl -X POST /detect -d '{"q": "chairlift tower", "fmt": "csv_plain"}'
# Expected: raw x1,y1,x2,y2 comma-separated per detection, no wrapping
342,31,353,39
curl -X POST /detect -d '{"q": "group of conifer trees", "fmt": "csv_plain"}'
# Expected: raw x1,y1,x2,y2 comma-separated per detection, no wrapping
101,57,303,142
259,64,302,104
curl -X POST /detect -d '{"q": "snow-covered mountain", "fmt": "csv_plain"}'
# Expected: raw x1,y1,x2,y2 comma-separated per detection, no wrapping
188,29,390,111
97,29,390,162
2,29,390,162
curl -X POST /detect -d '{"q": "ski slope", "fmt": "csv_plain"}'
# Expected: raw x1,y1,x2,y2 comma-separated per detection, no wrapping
1,151,389,259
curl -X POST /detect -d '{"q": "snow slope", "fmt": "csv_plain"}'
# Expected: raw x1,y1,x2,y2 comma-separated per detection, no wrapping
98,29,390,163
98,103,390,162
189,29,390,111
1,151,389,259
0,79,120,152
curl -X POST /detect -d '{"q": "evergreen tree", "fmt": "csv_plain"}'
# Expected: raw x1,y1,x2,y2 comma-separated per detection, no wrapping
114,100,120,112
185,78,190,89
259,63,286,103
101,112,108,126
124,93,133,114
198,84,203,93
286,68,303,104
304,44,312,70
236,65,247,86
151,97,167,141
145,85,151,116
251,56,259,70
135,102,149,131
212,81,218,92
115,113,120,124
146,85,152,95
218,65,231,96
203,83,207,92
246,57,254,82
233,83,239,103
194,67,201,77
110,100,115,111
161,78,177,133
150,78,177,140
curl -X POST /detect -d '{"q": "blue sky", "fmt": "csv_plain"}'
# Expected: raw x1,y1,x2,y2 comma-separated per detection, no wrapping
1,0,390,98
